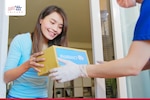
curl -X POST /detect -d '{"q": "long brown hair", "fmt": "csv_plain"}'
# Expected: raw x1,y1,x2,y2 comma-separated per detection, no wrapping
31,5,68,53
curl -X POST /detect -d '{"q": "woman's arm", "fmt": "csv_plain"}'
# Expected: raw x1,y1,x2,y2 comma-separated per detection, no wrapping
4,61,30,83
4,52,45,83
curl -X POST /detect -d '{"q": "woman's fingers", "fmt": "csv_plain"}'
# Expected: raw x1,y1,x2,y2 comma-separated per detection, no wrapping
32,51,44,57
34,67,41,72
35,57,45,62
28,51,45,71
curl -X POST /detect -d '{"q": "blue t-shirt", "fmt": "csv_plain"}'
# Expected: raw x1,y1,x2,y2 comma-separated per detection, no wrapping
133,0,150,40
4,33,48,98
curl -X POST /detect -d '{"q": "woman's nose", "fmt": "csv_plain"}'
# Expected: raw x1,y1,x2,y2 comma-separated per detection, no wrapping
52,25,58,32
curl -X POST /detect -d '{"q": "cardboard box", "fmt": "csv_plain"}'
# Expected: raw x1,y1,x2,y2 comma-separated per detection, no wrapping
38,45,89,76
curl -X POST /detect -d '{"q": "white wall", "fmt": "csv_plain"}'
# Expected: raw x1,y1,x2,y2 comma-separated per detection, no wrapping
0,0,9,98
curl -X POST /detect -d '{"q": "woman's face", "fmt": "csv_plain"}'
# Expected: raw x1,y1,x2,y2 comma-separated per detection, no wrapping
40,12,63,41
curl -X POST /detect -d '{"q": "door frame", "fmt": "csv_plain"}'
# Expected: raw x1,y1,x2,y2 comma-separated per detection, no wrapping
89,0,127,98
0,0,127,98
0,0,9,98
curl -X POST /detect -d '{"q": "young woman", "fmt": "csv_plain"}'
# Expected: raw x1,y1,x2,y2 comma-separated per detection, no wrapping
49,0,150,82
4,5,68,98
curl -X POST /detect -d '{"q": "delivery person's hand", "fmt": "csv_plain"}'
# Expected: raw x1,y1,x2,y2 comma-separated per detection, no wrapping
49,58,88,83
117,0,137,8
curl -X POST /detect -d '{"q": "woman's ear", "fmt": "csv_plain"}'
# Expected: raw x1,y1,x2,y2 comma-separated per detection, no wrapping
40,19,43,25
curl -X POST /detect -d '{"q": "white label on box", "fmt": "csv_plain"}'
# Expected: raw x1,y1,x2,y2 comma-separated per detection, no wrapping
55,48,89,66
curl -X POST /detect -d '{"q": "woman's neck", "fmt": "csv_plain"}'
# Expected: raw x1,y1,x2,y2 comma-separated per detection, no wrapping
42,39,48,50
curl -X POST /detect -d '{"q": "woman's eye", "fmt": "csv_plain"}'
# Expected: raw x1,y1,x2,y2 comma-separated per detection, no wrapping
50,21,55,24
59,26,63,29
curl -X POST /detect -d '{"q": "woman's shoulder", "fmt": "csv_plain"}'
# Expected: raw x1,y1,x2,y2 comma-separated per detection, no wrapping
11,32,31,46
12,32,31,41
14,32,30,39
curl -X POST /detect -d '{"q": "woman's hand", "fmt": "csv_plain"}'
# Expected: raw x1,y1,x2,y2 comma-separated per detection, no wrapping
27,51,45,72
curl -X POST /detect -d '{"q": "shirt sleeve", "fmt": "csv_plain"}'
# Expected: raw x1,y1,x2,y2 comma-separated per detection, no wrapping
133,0,150,40
4,35,22,72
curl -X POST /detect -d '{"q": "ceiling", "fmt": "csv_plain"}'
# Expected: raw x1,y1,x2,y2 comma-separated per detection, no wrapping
9,0,92,45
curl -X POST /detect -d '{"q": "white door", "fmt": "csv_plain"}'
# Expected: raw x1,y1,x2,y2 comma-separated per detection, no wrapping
0,0,9,98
